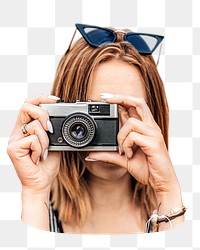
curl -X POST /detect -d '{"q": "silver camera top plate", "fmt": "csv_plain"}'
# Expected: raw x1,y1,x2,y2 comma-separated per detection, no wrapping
40,101,118,119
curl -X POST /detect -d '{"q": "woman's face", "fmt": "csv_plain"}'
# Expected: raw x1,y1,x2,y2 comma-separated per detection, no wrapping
85,58,146,181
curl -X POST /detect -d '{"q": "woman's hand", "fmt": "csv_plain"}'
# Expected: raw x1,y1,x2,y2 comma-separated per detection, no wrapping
7,95,61,196
86,94,181,197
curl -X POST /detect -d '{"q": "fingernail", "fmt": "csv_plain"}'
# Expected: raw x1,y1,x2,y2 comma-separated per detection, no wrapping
48,95,60,101
36,157,40,165
100,93,115,99
125,152,132,160
47,120,53,133
125,154,129,161
43,149,48,160
85,156,98,162
118,146,122,155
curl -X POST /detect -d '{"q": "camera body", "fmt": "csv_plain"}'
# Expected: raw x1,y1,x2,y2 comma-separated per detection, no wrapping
40,101,119,151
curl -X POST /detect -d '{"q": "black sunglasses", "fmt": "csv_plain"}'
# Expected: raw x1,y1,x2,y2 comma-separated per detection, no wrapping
73,23,164,55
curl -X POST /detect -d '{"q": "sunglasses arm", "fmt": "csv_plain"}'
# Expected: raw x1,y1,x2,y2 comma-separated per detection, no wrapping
156,43,162,66
65,28,77,55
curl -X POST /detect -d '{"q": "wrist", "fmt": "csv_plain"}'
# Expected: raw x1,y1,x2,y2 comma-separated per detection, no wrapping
22,187,50,211
21,187,50,231
146,188,185,233
155,189,184,232
21,188,50,231
22,190,50,212
154,176,181,198
157,194,183,215
22,186,51,198
155,184,182,205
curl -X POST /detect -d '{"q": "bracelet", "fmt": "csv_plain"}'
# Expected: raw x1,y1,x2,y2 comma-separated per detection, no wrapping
145,204,187,233
157,206,187,224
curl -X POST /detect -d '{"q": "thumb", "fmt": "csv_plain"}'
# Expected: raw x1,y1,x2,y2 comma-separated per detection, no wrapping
85,152,127,168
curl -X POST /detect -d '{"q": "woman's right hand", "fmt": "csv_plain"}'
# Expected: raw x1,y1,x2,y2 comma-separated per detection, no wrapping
7,95,61,196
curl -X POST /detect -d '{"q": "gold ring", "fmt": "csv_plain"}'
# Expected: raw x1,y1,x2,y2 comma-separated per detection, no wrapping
21,123,30,136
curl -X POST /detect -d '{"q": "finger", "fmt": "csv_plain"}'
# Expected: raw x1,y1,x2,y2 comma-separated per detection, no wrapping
85,152,127,169
10,120,49,156
118,117,158,151
122,132,136,159
8,134,42,165
25,95,60,105
12,95,59,135
23,135,42,164
16,103,51,132
118,105,129,128
122,131,154,158
101,93,156,127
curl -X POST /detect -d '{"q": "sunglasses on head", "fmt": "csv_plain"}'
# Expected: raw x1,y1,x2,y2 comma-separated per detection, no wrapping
72,23,164,55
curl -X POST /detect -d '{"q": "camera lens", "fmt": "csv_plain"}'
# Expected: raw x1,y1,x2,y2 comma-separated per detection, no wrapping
62,113,96,148
71,124,86,139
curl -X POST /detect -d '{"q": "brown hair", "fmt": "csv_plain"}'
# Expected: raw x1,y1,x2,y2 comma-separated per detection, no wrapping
51,34,169,226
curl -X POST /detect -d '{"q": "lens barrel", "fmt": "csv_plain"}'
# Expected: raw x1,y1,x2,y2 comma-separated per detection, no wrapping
62,113,96,148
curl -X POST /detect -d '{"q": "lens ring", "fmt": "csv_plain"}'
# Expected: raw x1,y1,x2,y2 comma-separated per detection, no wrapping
62,113,96,148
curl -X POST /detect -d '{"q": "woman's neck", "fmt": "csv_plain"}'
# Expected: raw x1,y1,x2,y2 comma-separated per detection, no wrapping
86,170,135,211
62,168,144,233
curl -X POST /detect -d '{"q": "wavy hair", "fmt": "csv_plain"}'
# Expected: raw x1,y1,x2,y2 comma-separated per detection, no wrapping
50,33,169,227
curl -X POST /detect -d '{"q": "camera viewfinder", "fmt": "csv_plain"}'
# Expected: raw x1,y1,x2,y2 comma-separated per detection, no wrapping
89,105,100,113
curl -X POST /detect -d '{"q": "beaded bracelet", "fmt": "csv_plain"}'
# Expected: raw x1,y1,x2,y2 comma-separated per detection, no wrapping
145,204,187,233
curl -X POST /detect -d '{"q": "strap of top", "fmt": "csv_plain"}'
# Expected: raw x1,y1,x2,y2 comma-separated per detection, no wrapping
49,200,63,233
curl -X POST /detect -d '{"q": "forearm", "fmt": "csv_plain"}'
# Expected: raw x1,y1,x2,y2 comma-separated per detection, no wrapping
21,190,50,231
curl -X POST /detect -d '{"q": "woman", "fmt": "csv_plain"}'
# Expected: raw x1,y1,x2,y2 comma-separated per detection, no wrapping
7,24,186,233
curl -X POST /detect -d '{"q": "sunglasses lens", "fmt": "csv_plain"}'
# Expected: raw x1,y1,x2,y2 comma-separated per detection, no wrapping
83,27,116,47
126,34,159,54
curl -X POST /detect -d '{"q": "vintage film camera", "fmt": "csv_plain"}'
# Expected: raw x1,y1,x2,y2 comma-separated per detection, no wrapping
40,101,119,151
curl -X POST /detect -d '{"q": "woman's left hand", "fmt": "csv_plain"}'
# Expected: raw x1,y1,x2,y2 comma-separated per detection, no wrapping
86,94,180,196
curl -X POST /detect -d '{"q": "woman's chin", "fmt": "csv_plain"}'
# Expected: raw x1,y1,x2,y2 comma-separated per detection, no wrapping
85,160,128,181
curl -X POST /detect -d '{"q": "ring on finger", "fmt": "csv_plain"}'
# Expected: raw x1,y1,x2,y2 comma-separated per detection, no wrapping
21,123,30,136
